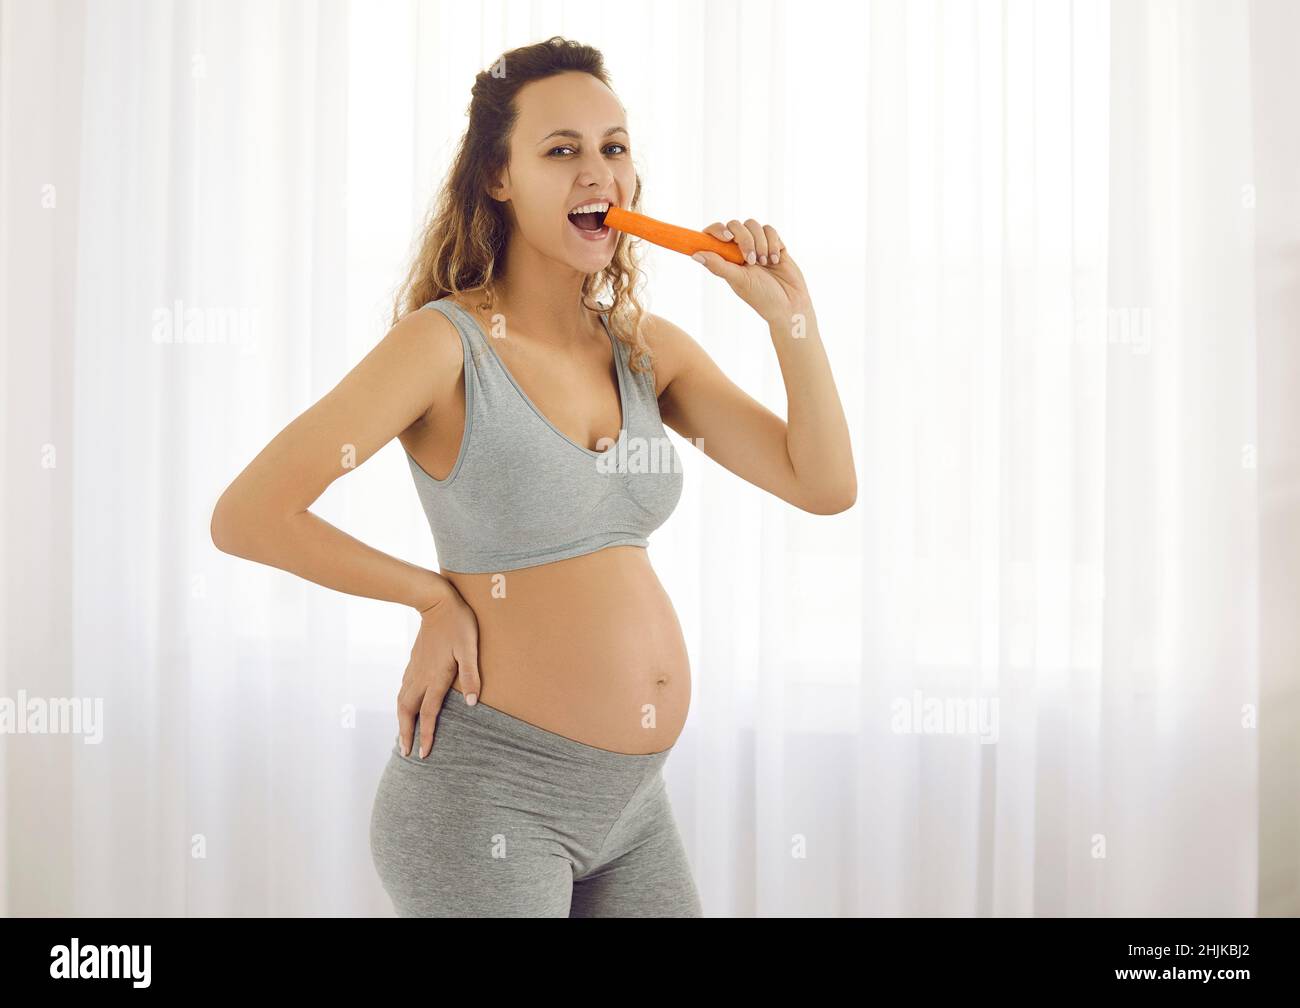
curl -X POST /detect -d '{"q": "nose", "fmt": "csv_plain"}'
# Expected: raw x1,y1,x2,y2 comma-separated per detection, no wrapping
576,151,615,192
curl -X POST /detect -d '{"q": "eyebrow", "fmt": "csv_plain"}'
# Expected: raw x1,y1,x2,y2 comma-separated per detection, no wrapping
537,126,629,144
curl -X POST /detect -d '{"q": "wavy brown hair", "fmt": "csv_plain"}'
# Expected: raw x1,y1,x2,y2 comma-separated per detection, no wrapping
390,36,653,375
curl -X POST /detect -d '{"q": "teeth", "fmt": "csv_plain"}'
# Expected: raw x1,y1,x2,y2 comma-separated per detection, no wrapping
568,201,610,216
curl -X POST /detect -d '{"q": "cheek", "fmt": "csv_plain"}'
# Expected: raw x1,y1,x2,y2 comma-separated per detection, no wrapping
508,193,561,241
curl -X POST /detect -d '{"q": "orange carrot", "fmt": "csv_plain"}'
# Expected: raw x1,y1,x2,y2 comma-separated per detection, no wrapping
602,206,747,265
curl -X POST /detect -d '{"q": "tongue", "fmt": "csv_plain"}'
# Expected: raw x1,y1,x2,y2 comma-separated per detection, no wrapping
569,212,604,232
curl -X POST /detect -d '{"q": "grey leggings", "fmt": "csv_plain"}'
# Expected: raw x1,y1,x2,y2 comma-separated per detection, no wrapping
369,688,702,917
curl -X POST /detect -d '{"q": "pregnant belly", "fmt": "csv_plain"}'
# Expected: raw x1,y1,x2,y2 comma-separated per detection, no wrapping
440,545,691,755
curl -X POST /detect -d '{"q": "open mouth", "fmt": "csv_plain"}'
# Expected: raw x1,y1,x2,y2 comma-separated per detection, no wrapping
567,206,611,240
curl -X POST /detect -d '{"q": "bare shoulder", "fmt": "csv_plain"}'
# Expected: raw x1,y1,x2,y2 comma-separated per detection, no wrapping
386,301,466,424
210,300,467,537
389,301,462,359
640,311,708,398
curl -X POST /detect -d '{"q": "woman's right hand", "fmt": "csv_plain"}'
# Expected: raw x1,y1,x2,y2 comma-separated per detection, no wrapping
397,588,481,759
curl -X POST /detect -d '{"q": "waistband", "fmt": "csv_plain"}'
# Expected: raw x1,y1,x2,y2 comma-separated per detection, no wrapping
409,687,673,770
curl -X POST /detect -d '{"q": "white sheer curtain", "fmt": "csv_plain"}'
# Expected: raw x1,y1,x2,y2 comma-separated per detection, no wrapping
2,0,1286,916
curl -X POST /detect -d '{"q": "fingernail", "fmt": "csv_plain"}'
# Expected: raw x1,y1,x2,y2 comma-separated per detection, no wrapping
760,254,768,265
722,230,733,239
772,253,780,264
466,692,477,705
692,252,706,264
747,252,756,265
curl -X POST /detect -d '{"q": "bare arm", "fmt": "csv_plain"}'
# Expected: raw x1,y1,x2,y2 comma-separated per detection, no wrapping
650,307,857,514
209,306,463,614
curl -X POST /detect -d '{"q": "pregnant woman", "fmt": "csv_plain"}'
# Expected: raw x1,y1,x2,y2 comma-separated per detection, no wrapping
210,36,854,917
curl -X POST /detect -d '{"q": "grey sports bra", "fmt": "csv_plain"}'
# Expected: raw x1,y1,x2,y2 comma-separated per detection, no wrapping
404,296,684,574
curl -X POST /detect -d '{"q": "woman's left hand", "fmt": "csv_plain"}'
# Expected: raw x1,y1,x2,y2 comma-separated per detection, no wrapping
693,219,812,327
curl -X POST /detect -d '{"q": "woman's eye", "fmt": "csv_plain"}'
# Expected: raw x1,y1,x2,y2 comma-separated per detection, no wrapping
548,144,628,157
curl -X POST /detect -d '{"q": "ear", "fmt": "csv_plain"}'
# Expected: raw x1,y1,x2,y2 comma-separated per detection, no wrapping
486,170,510,203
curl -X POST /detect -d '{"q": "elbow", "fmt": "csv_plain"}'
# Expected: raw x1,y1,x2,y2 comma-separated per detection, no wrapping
210,491,264,556
803,479,857,515
209,495,240,555
212,478,310,557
